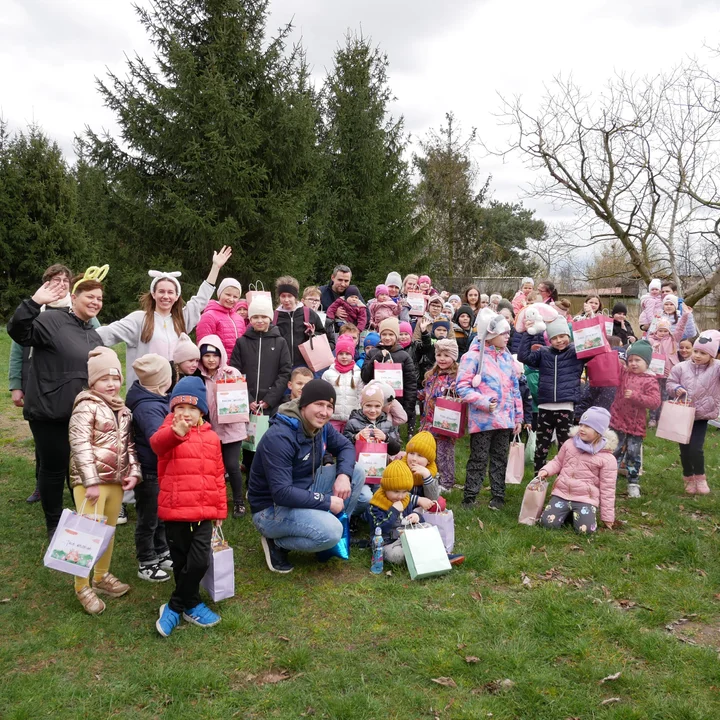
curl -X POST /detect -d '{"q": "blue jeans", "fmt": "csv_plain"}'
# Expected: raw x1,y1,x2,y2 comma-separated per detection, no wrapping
252,465,366,552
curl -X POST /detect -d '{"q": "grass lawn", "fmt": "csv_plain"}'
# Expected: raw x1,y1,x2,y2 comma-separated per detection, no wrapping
1,328,720,718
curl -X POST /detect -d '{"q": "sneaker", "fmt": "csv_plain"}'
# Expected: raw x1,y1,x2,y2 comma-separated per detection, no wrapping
156,603,181,637
183,602,221,628
116,504,128,525
627,484,641,498
488,497,505,510
157,553,173,571
260,536,294,574
233,501,246,518
92,572,130,598
648,419,657,428
76,586,106,615
439,486,452,496
447,553,465,566
26,488,41,504
137,562,171,583
461,500,477,509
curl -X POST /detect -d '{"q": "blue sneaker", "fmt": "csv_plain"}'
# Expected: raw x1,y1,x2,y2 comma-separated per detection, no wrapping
156,603,181,637
183,602,221,628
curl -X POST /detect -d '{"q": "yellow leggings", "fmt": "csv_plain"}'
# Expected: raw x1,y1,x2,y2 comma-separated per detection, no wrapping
72,485,123,592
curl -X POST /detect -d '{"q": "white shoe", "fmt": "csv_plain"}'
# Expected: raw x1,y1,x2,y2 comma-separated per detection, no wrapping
627,484,641,498
439,486,451,496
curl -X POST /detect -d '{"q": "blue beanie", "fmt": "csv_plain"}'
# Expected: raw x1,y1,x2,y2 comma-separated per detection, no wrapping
432,319,451,336
170,376,208,416
364,332,381,348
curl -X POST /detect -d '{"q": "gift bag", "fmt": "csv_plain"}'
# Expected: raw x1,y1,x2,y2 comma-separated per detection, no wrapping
431,395,466,439
649,353,666,378
201,527,235,602
373,360,404,397
242,412,270,452
44,506,116,578
518,477,548,526
246,281,272,305
423,508,455,553
216,377,250,423
572,316,610,359
524,430,536,464
586,349,620,387
355,438,388,482
505,435,525,485
400,524,452,580
299,334,335,372
317,512,350,562
656,400,695,444
600,311,614,340
407,292,426,317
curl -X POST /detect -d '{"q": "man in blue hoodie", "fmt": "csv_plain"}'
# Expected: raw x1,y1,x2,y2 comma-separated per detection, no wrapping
248,379,366,573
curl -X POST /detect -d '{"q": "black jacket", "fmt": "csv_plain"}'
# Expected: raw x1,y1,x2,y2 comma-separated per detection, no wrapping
7,299,103,422
125,380,169,473
343,409,402,456
273,305,334,368
360,344,418,416
229,326,291,412
612,319,637,345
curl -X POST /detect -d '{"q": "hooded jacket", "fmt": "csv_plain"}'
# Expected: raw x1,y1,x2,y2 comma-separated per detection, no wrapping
668,358,720,421
321,365,362,422
452,304,474,358
343,408,402,456
247,399,356,513
360,344,418,417
151,414,227,522
541,427,618,524
609,366,661,437
612,318,637,345
326,298,367,332
369,299,401,328
274,303,334,368
68,390,141,489
647,311,689,376
7,299,103,422
196,299,246,357
229,325,291,413
126,380,170,473
198,333,247,444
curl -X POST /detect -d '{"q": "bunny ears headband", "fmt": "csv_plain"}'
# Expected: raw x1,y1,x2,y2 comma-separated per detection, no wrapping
72,265,109,294
149,270,182,296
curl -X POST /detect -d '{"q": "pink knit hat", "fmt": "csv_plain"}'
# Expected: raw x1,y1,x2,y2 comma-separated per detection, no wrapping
375,284,389,298
399,321,413,335
694,331,720,359
335,334,356,357
418,275,431,285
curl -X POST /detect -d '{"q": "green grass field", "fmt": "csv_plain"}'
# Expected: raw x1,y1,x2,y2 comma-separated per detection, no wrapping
1,329,720,719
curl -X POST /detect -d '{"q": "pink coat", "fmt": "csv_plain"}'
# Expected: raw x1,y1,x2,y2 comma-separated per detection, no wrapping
639,295,664,327
648,311,689,376
542,428,618,524
196,300,246,357
370,299,400,328
609,366,661,437
668,359,720,420
511,290,529,315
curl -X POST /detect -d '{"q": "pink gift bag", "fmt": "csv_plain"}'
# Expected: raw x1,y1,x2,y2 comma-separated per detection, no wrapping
505,435,525,484
656,400,695,444
649,353,666,378
518,477,548,525
246,281,272,305
431,395,466,439
373,360,404,397
407,292,426,317
586,349,620,387
572,316,610,359
355,438,388,482
299,333,335,372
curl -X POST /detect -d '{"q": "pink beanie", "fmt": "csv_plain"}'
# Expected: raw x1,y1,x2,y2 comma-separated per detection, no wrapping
694,331,720,359
418,275,431,285
335,334,357,357
375,284,389,298
399,321,413,335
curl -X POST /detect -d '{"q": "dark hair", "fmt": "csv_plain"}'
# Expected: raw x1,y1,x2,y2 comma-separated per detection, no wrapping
608,335,622,348
462,284,482,311
43,264,72,283
555,298,572,312
139,288,186,344
584,295,603,312
332,265,351,277
539,280,559,302
661,280,678,292
73,279,104,295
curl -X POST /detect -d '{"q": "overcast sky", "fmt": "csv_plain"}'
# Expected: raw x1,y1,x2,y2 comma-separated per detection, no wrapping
2,0,718,227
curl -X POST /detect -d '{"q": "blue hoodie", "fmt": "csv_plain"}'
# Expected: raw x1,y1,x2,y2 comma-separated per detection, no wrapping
248,399,356,514
125,380,170,474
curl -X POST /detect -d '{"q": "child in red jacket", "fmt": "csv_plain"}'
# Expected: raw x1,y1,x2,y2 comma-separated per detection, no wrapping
609,340,661,499
150,376,227,637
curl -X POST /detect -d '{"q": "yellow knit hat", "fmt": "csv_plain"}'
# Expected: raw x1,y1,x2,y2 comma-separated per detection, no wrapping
380,460,414,492
406,431,437,467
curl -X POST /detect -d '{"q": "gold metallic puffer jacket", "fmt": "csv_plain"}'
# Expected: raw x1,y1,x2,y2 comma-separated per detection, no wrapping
69,391,142,489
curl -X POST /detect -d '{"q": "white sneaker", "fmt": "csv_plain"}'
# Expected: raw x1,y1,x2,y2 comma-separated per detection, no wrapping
439,486,451,496
116,504,128,525
627,484,641,498
137,563,171,583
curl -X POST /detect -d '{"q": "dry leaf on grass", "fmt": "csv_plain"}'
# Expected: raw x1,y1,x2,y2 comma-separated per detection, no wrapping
473,679,515,695
477,519,484,530
470,591,483,602
277,635,290,642
599,671,622,683
431,677,457,688
600,697,621,705
253,670,294,685
464,656,480,664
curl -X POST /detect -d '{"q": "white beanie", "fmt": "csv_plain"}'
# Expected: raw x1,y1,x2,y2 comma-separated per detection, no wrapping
217,278,242,299
485,314,511,340
248,295,274,320
521,277,534,287
384,271,402,288
148,270,182,296
649,278,661,291
663,293,679,310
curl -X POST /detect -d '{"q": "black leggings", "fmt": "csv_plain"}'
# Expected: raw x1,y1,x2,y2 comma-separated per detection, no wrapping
29,419,70,535
221,441,244,504
679,420,708,476
534,409,574,472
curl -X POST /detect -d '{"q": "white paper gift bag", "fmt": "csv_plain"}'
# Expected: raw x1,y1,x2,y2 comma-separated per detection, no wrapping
400,524,451,580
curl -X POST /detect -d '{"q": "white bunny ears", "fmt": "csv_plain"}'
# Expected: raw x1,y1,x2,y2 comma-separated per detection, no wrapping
149,270,182,296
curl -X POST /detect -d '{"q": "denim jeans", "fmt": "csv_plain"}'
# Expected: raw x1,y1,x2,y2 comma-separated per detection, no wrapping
252,464,366,552
134,470,169,564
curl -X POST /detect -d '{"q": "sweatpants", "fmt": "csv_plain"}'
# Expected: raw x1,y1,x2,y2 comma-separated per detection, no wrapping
134,470,169,565
435,435,456,490
613,430,643,485
221,441,243,505
164,520,213,614
540,495,598,534
679,420,708,476
464,429,513,503
72,484,124,591
534,409,574,472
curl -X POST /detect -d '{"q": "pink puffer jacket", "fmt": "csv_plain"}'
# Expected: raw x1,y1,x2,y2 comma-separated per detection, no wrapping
648,312,689,376
196,300,245,357
541,428,618,524
668,359,720,420
609,366,661,437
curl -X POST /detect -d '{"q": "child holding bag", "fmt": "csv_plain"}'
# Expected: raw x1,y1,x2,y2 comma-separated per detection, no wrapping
667,331,720,495
538,407,617,534
68,347,141,615
609,340,661,498
418,339,460,492
321,335,361,434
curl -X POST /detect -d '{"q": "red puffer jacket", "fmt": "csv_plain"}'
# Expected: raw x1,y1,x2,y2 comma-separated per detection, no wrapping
609,366,661,437
151,415,227,522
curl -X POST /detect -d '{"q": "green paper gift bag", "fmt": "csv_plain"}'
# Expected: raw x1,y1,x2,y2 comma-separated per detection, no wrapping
242,412,270,452
400,523,451,580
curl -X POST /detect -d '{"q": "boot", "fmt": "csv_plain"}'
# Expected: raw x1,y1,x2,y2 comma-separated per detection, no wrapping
694,474,710,495
683,475,697,495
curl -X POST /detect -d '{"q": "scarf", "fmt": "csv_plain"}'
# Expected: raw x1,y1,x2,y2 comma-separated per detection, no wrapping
399,336,411,349
334,357,355,374
573,434,606,455
41,294,72,312
93,391,126,413
369,487,410,512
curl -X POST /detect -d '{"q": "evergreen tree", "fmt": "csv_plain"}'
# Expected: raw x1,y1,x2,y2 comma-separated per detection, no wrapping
79,0,323,293
317,33,416,292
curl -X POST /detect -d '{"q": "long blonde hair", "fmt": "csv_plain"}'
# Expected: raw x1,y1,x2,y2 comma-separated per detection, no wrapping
424,359,458,383
139,291,187,344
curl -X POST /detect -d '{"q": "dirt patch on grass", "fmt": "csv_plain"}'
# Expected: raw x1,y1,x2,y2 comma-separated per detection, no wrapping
667,616,720,650
0,407,34,459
